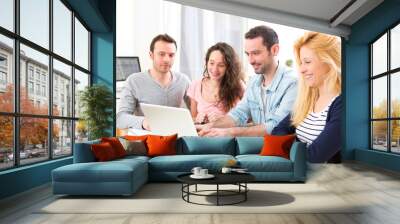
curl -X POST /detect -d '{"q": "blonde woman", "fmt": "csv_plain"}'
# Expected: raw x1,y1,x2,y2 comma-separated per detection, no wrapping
272,32,342,163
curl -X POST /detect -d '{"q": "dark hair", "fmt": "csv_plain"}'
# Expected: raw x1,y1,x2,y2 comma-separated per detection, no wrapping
203,42,245,111
149,34,177,52
245,25,279,50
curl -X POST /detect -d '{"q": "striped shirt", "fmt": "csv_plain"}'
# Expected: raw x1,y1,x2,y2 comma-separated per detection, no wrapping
296,97,337,146
271,95,342,163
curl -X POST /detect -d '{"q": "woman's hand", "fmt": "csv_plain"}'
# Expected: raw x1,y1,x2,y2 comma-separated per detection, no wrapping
207,112,223,122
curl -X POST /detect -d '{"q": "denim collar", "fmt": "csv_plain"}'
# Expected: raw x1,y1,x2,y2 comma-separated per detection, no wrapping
255,62,287,93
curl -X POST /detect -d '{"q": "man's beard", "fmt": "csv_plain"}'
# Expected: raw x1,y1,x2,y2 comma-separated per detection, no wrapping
255,63,269,75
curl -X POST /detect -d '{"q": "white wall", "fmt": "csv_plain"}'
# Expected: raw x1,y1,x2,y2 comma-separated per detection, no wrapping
116,0,181,72
117,0,309,80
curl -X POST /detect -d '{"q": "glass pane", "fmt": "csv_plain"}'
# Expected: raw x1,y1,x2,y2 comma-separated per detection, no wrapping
20,0,49,49
74,69,89,118
372,121,388,151
391,24,400,70
53,0,72,60
75,120,88,143
0,116,13,170
372,77,387,119
391,72,400,118
20,44,49,115
0,34,14,112
0,0,14,31
74,18,89,70
20,117,49,165
53,119,72,158
391,120,400,153
372,33,387,76
53,59,72,116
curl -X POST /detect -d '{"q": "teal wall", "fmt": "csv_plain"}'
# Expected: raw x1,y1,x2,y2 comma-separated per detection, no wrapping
0,158,72,199
0,0,116,200
91,32,115,136
344,0,400,171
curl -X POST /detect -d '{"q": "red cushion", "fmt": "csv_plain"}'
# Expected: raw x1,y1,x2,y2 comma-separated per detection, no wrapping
146,134,177,157
259,134,296,159
91,142,117,161
101,137,126,158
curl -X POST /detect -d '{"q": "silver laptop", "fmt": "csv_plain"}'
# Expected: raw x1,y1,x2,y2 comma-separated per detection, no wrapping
140,103,198,137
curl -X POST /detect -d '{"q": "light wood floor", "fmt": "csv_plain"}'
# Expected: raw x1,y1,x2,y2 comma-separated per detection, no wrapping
1,162,400,224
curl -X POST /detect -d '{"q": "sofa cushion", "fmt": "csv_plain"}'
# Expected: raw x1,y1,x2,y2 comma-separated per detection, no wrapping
119,138,148,156
259,134,295,159
147,134,177,157
235,137,264,155
101,137,127,158
74,140,101,163
124,135,148,141
177,137,236,155
236,155,293,172
91,142,118,161
52,159,147,183
116,155,150,163
148,154,235,172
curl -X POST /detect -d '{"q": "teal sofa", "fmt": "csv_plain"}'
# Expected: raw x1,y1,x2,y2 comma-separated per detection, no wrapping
52,137,306,196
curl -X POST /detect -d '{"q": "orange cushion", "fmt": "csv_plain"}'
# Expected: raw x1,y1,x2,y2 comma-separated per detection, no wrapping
124,135,149,141
259,134,296,159
146,134,177,157
101,137,126,158
91,142,117,161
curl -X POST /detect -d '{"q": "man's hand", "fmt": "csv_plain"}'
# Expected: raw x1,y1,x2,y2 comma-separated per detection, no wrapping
142,119,151,130
199,128,232,137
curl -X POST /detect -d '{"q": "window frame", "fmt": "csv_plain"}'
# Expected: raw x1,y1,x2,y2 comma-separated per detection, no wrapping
0,0,92,171
370,20,400,154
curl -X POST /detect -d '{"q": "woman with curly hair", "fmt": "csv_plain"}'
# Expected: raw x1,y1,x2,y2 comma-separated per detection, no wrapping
187,42,246,124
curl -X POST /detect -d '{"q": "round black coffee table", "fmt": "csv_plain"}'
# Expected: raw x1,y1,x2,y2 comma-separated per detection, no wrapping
177,173,255,206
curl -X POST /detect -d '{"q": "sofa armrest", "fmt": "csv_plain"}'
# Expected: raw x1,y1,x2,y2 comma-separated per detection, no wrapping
289,141,307,181
73,140,100,163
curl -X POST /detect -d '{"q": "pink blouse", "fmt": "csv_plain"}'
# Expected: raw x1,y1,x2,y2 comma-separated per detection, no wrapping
187,78,246,122
187,79,227,123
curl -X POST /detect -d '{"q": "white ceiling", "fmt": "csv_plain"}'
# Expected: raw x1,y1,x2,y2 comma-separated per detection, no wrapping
167,0,384,38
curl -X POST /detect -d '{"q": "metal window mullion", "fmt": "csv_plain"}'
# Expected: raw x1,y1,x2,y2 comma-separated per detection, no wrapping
387,30,391,153
88,31,91,75
370,45,373,149
71,11,76,155
14,0,20,167
48,0,54,160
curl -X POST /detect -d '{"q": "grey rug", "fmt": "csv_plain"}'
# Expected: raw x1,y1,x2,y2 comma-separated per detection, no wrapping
38,183,362,214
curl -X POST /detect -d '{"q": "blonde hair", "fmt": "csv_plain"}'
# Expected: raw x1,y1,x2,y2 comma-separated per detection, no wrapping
291,32,341,126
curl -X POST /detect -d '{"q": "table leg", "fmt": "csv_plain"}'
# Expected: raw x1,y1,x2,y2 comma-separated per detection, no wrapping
245,183,247,201
217,184,219,206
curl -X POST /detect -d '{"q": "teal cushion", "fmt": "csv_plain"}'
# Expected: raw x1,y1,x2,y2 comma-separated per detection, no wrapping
73,139,101,163
117,155,150,163
235,137,264,155
177,137,236,155
52,159,147,183
236,155,293,172
148,154,235,172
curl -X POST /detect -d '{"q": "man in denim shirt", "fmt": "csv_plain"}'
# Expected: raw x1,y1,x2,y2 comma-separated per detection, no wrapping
198,25,297,137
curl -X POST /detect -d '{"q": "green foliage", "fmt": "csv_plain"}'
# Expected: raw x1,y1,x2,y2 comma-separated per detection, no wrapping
285,59,293,68
372,99,400,140
79,84,113,140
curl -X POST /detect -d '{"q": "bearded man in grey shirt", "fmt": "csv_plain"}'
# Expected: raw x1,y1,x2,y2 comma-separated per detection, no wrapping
117,34,190,130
